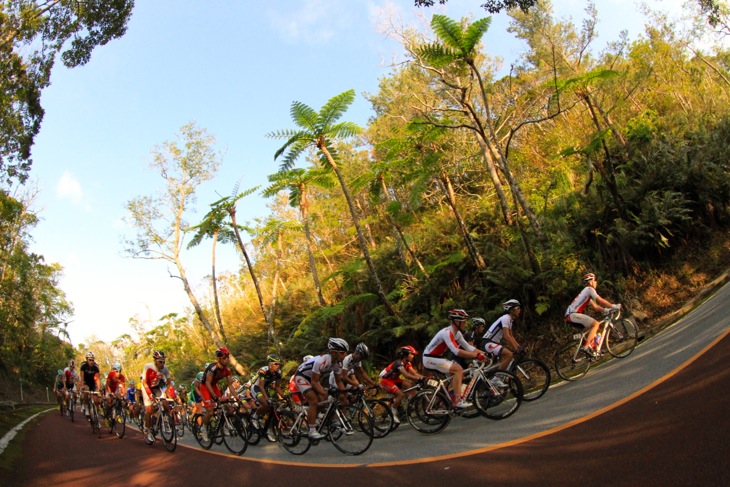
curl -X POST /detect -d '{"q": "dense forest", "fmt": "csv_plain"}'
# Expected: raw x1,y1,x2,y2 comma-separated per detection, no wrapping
2,1,729,398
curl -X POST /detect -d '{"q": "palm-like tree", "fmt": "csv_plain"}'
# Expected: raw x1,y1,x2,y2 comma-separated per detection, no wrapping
263,167,334,307
269,89,396,316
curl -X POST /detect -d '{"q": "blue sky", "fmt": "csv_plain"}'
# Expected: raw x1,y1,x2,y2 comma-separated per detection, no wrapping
25,0,692,346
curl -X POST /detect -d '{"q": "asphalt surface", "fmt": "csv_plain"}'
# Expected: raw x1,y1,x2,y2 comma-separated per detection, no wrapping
2,283,729,486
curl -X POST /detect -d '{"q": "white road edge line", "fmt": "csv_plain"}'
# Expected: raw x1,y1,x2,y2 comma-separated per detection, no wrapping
0,408,54,456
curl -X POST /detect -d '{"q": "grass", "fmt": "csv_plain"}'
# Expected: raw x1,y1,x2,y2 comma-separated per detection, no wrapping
0,405,54,473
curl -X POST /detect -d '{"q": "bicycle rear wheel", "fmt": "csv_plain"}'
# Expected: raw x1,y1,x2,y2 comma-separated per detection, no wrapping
277,411,311,455
606,319,638,358
113,402,126,438
513,358,551,401
69,396,75,423
365,399,394,438
91,404,101,438
328,405,374,455
192,413,213,450
159,408,177,452
554,339,592,381
473,371,523,420
406,389,451,435
174,410,185,438
222,414,248,455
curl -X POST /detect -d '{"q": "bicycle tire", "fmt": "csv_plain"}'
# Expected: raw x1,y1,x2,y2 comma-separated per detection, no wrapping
329,405,374,455
212,414,224,445
244,413,262,446
473,371,523,420
277,410,311,455
554,339,592,381
406,389,451,435
112,401,126,438
192,413,213,450
365,399,394,438
606,318,638,358
513,358,551,401
91,403,101,438
69,396,75,423
222,414,248,455
159,408,177,452
175,410,185,438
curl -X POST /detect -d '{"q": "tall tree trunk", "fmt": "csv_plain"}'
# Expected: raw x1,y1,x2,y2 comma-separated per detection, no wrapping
300,190,328,307
439,172,486,270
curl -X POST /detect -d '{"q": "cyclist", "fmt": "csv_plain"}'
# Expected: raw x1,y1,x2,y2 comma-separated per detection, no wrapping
422,309,488,409
189,371,205,430
62,360,78,412
481,300,524,380
379,345,426,424
249,353,285,429
455,317,487,368
565,273,622,357
103,362,126,424
329,343,378,392
79,351,102,421
126,380,140,418
293,338,348,440
199,347,238,442
140,350,172,444
53,369,65,412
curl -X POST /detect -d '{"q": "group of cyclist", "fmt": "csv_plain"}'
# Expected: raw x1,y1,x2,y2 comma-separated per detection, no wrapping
53,272,620,447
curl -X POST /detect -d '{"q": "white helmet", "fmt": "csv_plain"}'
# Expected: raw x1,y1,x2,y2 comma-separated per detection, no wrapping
327,337,349,352
503,299,521,312
302,355,314,363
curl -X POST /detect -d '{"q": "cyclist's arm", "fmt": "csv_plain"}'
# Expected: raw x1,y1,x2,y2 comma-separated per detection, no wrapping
399,365,423,382
355,366,377,386
310,371,326,397
205,373,218,398
503,328,520,350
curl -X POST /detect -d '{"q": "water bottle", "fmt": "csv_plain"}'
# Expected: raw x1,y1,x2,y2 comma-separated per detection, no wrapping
592,333,602,350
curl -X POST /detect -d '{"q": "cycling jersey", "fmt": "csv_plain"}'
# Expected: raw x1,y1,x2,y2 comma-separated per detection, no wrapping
125,387,136,403
379,359,414,381
328,353,363,387
105,371,126,393
63,368,78,389
565,286,599,316
54,374,64,391
79,362,100,390
296,354,342,380
203,362,232,389
252,365,282,390
141,362,171,390
482,314,514,345
424,326,474,357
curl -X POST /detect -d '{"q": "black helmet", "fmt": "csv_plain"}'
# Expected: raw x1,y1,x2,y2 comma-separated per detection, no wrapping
355,343,370,359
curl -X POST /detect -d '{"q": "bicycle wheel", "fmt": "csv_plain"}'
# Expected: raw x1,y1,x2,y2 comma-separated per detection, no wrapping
91,404,101,438
245,413,262,446
474,371,523,420
327,405,373,456
113,403,126,439
513,358,551,401
212,414,224,445
69,396,75,423
277,410,311,455
606,319,638,358
175,410,185,438
365,399,394,439
554,339,592,381
222,414,248,455
406,389,451,435
192,414,213,450
159,408,177,452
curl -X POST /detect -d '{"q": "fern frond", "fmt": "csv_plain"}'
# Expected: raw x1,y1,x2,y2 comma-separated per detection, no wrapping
290,101,318,131
417,42,458,68
319,89,356,128
430,14,463,50
462,17,491,53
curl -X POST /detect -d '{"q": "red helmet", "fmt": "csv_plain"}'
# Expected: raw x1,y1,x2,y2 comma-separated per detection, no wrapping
399,345,418,357
215,347,230,358
448,309,469,321
582,273,596,283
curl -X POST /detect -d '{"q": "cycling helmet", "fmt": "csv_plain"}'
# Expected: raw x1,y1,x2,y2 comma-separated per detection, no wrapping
152,350,166,360
231,376,241,383
503,299,521,312
398,345,418,357
85,351,95,359
447,309,469,321
327,337,349,352
57,369,64,375
195,371,204,381
130,380,135,386
68,359,75,367
302,355,314,363
266,353,281,364
582,273,596,283
215,347,230,357
472,317,486,327
112,362,122,372
355,343,370,360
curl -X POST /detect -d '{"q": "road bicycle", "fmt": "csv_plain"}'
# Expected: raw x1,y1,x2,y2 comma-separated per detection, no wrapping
147,396,177,452
171,400,186,438
504,351,551,401
66,390,77,423
554,308,638,381
83,391,103,439
378,380,430,435
104,395,126,439
408,360,524,434
346,386,394,439
278,389,374,456
243,396,292,445
192,399,248,456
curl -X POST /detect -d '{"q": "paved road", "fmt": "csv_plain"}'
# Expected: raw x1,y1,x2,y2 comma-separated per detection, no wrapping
2,284,729,486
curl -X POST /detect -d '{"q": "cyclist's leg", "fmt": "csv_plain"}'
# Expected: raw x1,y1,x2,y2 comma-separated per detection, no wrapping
568,313,599,350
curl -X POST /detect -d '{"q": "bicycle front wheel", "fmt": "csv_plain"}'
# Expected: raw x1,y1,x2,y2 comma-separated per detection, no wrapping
513,358,551,401
277,411,311,455
328,405,374,456
113,403,126,438
192,414,213,450
406,389,451,435
365,399,394,439
174,410,185,438
606,319,638,358
159,408,177,452
91,404,101,438
473,371,523,420
554,339,592,381
222,414,248,456
69,396,75,423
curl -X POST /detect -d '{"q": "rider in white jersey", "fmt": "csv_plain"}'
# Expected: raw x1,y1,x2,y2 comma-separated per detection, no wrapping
481,299,525,375
565,273,622,356
423,309,488,409
328,343,377,390
294,338,348,439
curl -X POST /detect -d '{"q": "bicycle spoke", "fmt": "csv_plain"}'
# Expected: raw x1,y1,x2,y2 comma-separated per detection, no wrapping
222,415,248,455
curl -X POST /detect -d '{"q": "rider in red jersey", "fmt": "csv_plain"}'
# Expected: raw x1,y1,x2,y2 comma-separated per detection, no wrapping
141,350,172,444
379,345,426,423
565,273,622,356
199,347,238,442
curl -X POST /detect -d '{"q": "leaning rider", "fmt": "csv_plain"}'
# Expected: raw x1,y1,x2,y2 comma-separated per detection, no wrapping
199,347,238,442
480,300,525,381
565,273,622,357
79,351,102,421
249,353,285,429
140,350,172,444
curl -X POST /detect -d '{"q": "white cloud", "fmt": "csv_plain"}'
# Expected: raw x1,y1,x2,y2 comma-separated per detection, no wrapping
266,0,352,44
56,171,84,206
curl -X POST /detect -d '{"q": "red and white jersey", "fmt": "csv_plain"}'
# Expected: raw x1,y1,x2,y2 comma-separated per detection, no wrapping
141,362,171,389
565,286,599,316
63,368,78,385
106,371,126,391
423,326,474,357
